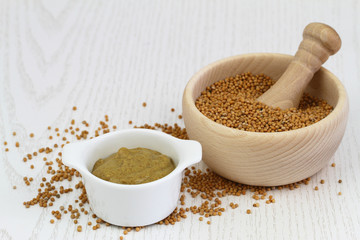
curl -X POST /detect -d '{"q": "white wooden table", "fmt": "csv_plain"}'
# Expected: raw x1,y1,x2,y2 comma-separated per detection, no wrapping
1,0,359,239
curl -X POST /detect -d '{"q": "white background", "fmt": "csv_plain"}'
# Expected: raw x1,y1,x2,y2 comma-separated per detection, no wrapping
0,0,359,239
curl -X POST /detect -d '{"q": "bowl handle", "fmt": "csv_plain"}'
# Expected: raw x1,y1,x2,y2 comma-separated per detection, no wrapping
177,140,202,169
62,142,89,174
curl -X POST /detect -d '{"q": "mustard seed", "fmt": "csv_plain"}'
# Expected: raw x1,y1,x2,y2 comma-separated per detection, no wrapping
314,186,319,191
195,72,333,132
338,192,342,195
4,141,7,145
142,102,147,107
50,219,54,224
320,180,325,184
77,225,82,232
73,106,77,111
18,107,322,237
12,132,16,136
338,179,342,183
246,209,251,214
30,133,34,138
331,163,336,167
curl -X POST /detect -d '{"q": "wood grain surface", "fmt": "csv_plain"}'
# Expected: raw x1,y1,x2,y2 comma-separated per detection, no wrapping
0,0,359,239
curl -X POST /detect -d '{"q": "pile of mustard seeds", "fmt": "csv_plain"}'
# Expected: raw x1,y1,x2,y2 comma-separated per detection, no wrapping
195,72,333,132
3,105,341,239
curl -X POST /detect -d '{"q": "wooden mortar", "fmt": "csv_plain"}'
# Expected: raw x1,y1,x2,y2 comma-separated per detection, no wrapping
182,23,348,186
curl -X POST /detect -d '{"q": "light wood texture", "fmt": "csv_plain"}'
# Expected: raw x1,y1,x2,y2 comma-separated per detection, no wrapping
183,53,348,186
1,0,360,240
257,23,342,109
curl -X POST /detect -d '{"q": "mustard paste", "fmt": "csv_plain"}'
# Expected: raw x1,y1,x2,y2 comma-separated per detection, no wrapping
92,147,175,184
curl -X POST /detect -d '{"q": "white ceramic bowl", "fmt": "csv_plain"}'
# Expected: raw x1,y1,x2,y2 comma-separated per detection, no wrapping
62,129,202,226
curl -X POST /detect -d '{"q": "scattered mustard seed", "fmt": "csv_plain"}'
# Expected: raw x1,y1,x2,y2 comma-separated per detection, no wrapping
50,219,54,224
320,180,325,184
314,186,319,191
338,179,342,183
331,163,336,167
246,209,251,214
16,108,328,239
13,132,16,136
73,106,77,111
338,192,342,195
15,142,19,147
30,133,34,138
142,102,147,107
171,108,175,112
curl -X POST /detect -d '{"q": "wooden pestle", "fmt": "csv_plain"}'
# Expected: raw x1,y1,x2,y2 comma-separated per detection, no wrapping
257,23,341,110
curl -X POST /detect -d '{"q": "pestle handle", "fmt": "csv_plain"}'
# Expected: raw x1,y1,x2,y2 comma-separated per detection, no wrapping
257,22,341,110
